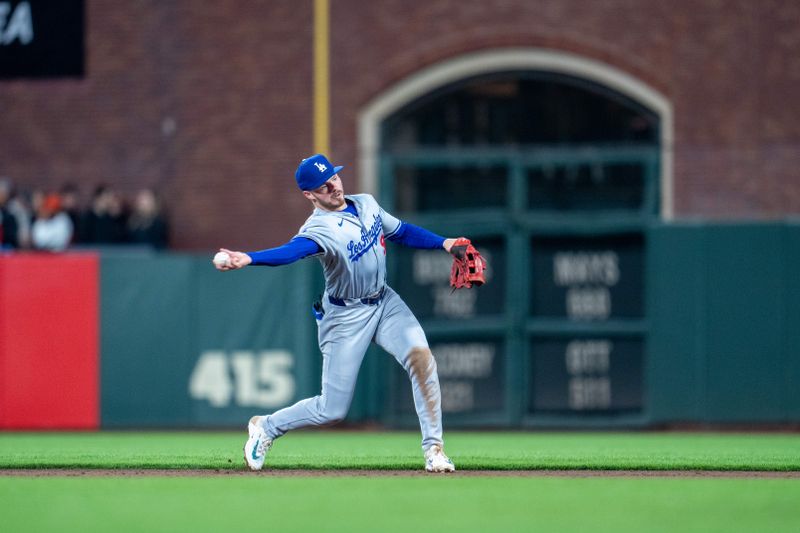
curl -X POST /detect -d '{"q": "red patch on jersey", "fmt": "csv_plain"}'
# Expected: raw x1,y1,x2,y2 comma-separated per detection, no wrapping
380,234,386,254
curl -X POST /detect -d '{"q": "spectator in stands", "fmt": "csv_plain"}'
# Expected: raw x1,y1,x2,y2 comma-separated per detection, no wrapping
82,185,127,244
0,177,32,249
127,188,168,249
0,178,19,249
59,182,85,244
31,193,73,252
13,190,33,249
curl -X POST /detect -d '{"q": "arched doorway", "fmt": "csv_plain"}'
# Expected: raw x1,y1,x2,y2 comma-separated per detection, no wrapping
358,48,672,218
383,70,660,215
359,49,670,425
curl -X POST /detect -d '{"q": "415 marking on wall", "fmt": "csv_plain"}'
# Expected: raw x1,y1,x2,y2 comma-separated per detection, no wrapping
189,350,295,408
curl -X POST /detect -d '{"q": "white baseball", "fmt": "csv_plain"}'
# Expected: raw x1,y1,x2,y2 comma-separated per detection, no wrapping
213,251,231,267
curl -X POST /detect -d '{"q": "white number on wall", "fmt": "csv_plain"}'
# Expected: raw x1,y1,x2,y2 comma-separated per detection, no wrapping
189,350,295,408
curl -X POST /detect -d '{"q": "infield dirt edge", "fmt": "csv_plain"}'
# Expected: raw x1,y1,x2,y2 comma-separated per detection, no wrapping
2,469,799,478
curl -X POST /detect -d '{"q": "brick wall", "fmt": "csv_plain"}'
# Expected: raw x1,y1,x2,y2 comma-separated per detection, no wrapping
1,0,798,249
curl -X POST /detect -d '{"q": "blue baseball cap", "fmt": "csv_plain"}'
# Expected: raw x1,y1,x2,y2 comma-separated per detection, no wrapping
295,154,344,191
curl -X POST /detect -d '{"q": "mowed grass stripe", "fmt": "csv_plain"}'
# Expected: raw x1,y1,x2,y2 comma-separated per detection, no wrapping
1,431,799,471
1,477,799,533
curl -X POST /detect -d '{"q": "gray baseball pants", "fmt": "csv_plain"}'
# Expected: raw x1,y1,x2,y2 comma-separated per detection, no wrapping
260,286,443,450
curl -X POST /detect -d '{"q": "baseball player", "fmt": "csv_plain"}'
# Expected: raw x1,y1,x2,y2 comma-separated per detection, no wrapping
216,154,462,473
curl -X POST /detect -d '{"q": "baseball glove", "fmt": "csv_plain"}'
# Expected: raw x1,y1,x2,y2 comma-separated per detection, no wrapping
449,237,487,289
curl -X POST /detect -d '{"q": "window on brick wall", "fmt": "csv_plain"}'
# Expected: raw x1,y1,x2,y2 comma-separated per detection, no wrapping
381,70,660,215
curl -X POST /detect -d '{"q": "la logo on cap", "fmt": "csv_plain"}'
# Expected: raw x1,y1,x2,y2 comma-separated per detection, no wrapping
295,154,345,190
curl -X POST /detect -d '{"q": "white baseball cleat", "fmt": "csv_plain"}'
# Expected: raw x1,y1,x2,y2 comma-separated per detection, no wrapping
424,444,455,473
243,415,272,471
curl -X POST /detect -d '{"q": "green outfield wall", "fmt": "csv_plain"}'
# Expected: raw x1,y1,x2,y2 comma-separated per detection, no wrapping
99,253,321,428
1,222,798,429
95,221,800,428
647,223,800,424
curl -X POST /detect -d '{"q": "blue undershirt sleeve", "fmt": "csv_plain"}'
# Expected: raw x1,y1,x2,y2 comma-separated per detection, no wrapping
246,237,321,266
386,221,446,250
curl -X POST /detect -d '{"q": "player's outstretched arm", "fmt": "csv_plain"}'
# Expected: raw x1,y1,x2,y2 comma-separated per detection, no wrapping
215,238,321,271
386,221,456,251
214,248,252,271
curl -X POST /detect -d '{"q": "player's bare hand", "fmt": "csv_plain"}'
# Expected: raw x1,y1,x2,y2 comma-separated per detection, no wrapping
443,238,457,253
214,248,252,271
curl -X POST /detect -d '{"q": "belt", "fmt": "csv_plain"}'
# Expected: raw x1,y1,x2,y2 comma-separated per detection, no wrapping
328,287,385,307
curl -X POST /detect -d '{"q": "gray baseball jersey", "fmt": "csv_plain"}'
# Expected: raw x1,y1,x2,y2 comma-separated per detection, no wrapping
260,193,444,451
296,193,399,299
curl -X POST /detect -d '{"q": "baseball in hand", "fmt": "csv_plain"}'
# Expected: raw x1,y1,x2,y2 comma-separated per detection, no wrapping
213,251,231,267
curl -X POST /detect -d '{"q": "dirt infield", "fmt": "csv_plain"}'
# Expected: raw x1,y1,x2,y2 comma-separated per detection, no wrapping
2,469,799,478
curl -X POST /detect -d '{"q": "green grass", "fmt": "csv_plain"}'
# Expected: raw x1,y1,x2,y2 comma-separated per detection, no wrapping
1,476,799,532
1,430,800,470
1,431,799,532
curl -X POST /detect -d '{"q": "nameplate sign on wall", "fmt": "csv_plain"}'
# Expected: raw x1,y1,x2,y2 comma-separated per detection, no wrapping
0,0,84,78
